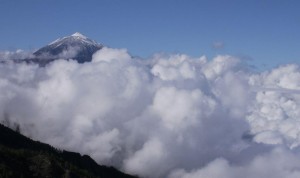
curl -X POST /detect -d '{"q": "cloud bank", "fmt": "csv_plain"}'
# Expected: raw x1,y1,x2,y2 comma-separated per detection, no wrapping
0,49,34,61
1,47,300,177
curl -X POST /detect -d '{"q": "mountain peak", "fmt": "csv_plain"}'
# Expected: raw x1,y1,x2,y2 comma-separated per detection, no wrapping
71,32,87,39
31,32,104,65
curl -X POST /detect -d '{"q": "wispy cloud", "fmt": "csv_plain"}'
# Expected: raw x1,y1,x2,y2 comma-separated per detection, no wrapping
212,41,225,49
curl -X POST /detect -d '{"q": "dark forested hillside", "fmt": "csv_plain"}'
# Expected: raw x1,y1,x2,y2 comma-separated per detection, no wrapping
0,124,138,178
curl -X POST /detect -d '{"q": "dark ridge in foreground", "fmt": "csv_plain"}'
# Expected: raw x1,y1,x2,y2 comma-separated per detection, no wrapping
0,124,138,178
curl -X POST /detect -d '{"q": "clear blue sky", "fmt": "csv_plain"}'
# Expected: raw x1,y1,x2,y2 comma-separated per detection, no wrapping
0,0,299,69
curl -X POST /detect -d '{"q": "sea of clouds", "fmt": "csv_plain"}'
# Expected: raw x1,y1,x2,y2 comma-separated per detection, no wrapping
1,47,300,178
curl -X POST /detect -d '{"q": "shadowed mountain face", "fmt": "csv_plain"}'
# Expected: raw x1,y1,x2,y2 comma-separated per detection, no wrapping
30,32,103,65
0,124,138,178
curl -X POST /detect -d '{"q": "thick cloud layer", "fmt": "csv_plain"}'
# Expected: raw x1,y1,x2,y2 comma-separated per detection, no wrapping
169,147,300,178
1,47,300,178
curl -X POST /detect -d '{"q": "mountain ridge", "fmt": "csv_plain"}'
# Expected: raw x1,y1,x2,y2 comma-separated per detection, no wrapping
0,123,138,178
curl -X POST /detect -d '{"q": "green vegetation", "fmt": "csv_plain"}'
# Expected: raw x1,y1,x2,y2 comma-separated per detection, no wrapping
0,124,138,178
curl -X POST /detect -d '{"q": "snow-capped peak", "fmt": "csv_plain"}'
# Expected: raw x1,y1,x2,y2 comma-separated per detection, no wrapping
71,32,87,39
33,32,104,64
48,32,101,47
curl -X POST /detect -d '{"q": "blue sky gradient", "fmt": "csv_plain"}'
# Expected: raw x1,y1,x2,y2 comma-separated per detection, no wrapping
0,0,299,69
